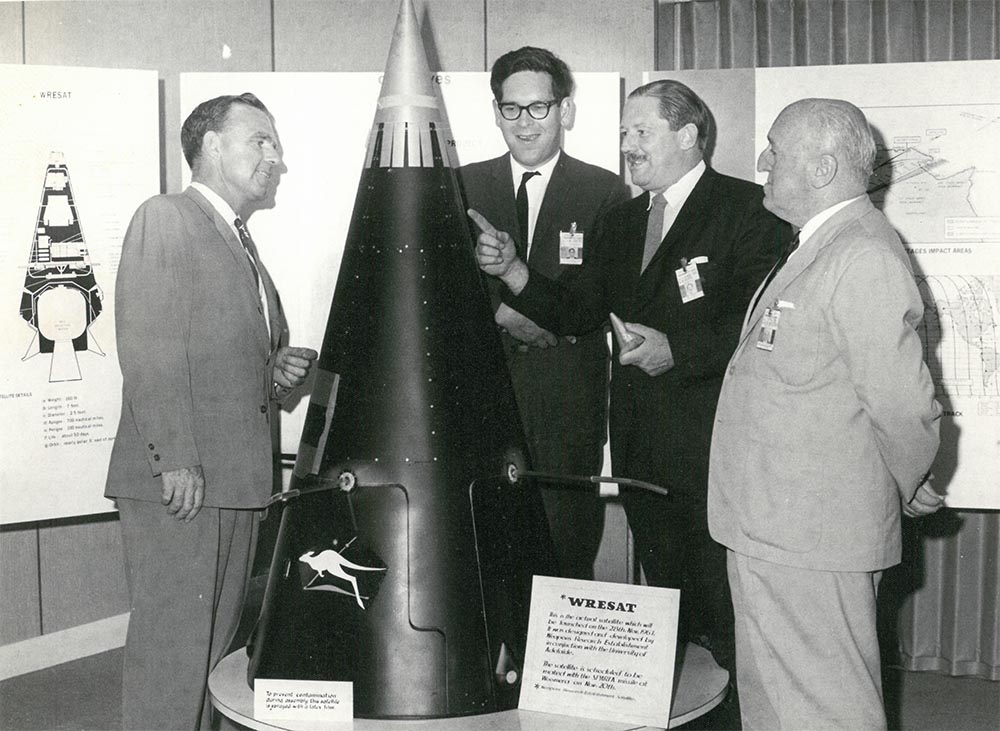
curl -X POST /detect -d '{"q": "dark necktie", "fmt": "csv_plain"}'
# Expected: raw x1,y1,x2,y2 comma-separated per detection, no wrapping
749,233,800,316
515,170,540,260
234,217,261,290
641,193,667,273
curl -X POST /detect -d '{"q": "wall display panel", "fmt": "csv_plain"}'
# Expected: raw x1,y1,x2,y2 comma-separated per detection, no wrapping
179,71,622,456
0,65,159,525
753,60,999,510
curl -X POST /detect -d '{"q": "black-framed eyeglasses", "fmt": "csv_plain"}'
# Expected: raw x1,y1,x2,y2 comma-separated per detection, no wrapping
497,99,562,121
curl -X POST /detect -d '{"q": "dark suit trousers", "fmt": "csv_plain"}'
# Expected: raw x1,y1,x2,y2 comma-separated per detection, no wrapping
118,498,259,730
615,438,735,676
506,343,606,581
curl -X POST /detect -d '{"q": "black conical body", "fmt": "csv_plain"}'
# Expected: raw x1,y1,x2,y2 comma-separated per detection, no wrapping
245,0,555,718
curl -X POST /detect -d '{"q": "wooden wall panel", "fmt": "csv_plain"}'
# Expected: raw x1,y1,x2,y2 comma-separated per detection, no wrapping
487,0,654,97
0,528,41,644
0,2,22,64
274,0,484,71
38,516,127,633
24,0,273,194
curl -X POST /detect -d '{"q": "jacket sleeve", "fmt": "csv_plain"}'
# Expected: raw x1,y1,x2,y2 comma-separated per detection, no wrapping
502,183,630,337
828,245,942,499
115,198,200,475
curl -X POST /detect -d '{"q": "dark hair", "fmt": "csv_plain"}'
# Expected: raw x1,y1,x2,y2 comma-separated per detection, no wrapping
628,80,712,151
180,92,270,169
490,46,575,102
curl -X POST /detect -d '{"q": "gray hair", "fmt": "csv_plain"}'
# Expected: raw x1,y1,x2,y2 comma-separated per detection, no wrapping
797,98,876,183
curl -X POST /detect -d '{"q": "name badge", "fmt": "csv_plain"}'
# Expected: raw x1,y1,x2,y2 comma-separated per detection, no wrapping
675,258,704,303
756,306,781,351
559,224,583,265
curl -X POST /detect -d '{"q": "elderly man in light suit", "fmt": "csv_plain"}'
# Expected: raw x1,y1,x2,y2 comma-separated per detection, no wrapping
708,98,944,730
106,93,316,730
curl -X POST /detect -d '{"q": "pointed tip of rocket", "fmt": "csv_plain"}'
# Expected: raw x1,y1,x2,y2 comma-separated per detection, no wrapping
375,0,441,125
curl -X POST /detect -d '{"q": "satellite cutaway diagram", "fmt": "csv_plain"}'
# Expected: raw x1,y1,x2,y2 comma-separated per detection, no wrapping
19,153,105,382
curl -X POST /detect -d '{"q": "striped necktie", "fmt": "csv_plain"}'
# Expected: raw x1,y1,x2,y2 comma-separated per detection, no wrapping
234,217,261,290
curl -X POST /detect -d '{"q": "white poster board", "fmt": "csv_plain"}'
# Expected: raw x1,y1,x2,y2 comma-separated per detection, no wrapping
519,576,679,728
0,64,159,524
754,60,1000,510
179,71,623,458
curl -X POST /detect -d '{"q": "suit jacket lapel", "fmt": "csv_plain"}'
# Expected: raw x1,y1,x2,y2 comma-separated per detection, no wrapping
739,196,876,341
491,153,519,240
184,187,271,350
642,167,716,275
185,187,247,273
529,154,572,276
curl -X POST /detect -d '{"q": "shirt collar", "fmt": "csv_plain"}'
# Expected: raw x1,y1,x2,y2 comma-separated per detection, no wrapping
647,159,705,210
509,150,561,187
190,181,240,233
798,194,864,245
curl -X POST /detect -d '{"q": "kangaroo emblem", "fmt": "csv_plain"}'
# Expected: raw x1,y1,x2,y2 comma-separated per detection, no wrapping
299,546,386,609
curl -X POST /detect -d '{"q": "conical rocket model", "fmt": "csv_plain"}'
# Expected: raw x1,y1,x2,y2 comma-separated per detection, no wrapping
247,0,556,719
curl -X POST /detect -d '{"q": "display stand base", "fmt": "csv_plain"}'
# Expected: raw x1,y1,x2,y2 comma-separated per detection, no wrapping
209,643,727,730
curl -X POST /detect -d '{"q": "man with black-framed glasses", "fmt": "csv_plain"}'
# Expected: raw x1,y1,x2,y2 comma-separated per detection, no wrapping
459,46,629,582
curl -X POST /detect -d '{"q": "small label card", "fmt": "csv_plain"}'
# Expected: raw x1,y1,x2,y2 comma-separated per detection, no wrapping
254,678,353,722
519,576,679,728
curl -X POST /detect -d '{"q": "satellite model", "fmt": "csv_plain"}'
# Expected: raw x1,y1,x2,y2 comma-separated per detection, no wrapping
246,0,556,718
20,152,104,382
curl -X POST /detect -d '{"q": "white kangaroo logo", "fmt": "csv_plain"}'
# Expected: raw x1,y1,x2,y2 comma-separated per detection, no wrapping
299,545,386,609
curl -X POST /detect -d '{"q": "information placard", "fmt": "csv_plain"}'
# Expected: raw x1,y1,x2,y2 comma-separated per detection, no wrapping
253,678,353,723
519,576,679,728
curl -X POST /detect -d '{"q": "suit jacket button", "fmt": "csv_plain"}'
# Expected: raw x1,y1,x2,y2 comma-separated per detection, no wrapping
260,404,267,413
153,454,160,461
148,443,155,450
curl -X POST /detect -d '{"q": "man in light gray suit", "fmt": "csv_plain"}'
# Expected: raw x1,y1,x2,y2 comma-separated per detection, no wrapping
708,98,944,729
106,93,316,730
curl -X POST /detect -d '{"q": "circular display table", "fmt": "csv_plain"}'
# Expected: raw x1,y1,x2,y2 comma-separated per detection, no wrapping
210,642,727,730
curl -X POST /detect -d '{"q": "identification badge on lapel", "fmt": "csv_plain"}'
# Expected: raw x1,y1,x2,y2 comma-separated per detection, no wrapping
756,305,781,351
675,257,705,303
559,223,583,265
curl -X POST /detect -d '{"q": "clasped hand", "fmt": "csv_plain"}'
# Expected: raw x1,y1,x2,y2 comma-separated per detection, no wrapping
902,476,945,518
618,322,675,376
273,346,319,390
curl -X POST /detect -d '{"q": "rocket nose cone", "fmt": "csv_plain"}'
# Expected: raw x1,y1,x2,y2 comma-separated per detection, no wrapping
376,0,440,125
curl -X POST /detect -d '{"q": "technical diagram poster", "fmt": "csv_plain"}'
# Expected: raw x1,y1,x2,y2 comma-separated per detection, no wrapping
0,65,159,524
179,71,622,464
755,60,1000,509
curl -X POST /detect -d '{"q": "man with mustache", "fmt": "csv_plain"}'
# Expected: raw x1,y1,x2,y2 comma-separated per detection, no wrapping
106,93,317,729
475,79,787,727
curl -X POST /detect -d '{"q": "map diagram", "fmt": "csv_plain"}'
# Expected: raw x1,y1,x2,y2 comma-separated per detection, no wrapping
19,153,105,382
867,104,1000,246
862,102,1000,508
916,275,1000,400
